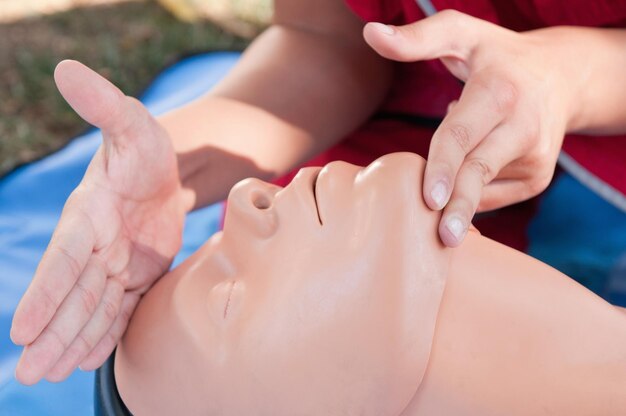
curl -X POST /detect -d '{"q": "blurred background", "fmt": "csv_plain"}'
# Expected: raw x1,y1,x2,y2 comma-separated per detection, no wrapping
0,0,272,177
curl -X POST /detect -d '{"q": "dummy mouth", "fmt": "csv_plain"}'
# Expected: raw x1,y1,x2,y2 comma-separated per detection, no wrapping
223,280,237,319
312,170,323,226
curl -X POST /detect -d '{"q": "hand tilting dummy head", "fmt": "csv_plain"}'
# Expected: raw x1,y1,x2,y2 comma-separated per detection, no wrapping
115,153,451,415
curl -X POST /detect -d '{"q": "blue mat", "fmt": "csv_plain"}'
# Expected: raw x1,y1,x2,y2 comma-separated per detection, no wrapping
1,50,625,415
0,52,240,416
527,173,626,306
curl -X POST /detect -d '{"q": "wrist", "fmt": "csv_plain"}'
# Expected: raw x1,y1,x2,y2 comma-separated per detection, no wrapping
525,26,626,134
522,26,590,133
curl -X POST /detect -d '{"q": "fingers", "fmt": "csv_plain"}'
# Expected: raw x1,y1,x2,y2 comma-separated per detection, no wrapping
11,206,95,346
438,124,522,247
79,292,140,371
46,290,138,382
478,179,529,212
363,10,486,62
54,60,140,139
17,278,125,384
14,258,108,385
35,242,164,382
424,74,517,211
480,174,552,212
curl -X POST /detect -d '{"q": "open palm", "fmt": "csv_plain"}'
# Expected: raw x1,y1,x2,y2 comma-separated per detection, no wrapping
10,60,191,384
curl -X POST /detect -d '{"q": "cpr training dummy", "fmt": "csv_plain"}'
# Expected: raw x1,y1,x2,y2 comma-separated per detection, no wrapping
112,153,626,416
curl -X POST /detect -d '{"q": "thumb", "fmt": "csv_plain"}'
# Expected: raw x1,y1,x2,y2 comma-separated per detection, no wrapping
54,60,138,138
363,10,480,63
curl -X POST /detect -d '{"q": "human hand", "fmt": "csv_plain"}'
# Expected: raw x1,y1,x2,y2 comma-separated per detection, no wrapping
364,11,585,246
10,60,192,384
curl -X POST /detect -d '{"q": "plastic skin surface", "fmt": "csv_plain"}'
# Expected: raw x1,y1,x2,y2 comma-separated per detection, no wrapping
115,153,626,416
116,153,449,415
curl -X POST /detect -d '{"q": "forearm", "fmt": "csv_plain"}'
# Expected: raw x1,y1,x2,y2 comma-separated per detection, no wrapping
158,23,392,210
530,26,626,135
410,234,626,415
573,28,626,135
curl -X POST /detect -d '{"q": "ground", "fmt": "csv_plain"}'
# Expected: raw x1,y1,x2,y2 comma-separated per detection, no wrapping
0,0,267,177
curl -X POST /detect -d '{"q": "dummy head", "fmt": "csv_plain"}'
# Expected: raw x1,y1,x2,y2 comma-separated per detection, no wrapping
115,153,450,415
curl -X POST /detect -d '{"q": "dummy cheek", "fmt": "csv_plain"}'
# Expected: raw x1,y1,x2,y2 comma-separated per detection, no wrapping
207,280,246,325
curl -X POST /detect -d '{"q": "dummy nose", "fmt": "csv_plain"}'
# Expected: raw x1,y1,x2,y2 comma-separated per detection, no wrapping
227,178,280,238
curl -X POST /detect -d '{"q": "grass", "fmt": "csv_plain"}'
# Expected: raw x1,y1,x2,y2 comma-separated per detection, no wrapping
0,0,249,177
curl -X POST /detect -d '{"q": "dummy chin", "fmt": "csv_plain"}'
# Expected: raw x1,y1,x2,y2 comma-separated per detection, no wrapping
114,152,450,415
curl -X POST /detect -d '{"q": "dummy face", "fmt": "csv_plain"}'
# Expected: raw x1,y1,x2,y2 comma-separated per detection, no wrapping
115,153,450,416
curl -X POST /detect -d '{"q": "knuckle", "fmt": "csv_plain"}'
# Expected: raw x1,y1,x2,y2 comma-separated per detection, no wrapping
115,270,131,287
52,244,83,279
528,173,552,196
109,96,146,138
492,77,519,112
39,285,58,316
445,123,473,154
101,298,119,323
476,198,491,213
126,97,150,122
75,281,98,315
537,172,553,191
443,10,473,35
119,306,134,325
533,136,553,161
47,326,69,349
125,96,142,108
439,9,464,23
516,126,538,153
76,332,94,353
103,332,118,352
466,157,494,184
518,130,554,170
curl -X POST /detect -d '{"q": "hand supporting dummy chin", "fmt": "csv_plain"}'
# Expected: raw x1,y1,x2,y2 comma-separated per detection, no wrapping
363,10,591,247
10,60,192,385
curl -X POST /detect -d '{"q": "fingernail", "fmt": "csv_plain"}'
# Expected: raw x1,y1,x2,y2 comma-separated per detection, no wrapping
445,216,466,244
370,22,395,35
430,181,448,209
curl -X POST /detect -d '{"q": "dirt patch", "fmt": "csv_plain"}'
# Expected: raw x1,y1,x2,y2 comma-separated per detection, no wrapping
0,0,248,177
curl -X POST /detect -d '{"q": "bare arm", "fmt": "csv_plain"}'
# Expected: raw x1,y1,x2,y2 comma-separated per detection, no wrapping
406,233,626,415
364,17,626,249
562,27,626,135
159,0,393,209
